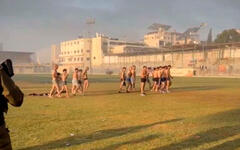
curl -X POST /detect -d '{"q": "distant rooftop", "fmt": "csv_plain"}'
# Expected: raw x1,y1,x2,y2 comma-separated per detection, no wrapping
0,50,34,54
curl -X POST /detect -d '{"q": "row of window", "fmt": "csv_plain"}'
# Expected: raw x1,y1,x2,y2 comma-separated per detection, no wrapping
61,50,91,55
61,40,91,46
59,57,91,62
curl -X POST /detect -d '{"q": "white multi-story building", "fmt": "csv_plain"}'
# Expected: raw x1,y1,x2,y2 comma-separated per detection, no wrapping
56,38,92,71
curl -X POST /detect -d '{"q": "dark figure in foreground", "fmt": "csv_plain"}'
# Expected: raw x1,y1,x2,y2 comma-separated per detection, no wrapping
0,59,24,150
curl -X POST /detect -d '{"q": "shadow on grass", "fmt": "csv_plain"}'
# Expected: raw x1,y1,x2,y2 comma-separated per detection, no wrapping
86,85,220,96
206,138,240,150
172,85,222,92
95,134,161,150
83,90,119,96
152,109,240,150
201,109,240,124
152,125,240,150
19,118,182,150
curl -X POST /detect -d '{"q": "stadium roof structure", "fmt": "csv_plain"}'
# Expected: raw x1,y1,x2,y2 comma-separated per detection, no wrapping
107,42,240,56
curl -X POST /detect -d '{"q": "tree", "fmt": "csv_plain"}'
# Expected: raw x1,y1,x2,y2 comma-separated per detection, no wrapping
207,28,212,43
215,29,240,43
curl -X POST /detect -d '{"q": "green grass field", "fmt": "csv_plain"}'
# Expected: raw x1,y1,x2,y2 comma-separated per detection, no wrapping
5,74,240,150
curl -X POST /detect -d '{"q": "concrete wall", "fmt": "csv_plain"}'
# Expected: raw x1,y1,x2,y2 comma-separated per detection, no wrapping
92,47,240,76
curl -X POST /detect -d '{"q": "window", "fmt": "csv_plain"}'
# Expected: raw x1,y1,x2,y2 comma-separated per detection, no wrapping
81,57,83,61
81,49,83,53
86,57,90,61
86,50,90,53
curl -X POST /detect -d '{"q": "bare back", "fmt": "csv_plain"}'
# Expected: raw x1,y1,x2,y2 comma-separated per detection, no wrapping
165,69,170,78
120,71,126,80
131,69,136,78
82,71,88,79
153,70,158,78
72,72,78,80
162,69,168,78
77,72,82,80
158,69,162,78
141,70,147,78
62,72,68,81
52,70,57,80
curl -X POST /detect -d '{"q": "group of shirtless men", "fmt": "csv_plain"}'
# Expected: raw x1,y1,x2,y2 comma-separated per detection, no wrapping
49,64,89,98
48,64,172,98
119,65,173,96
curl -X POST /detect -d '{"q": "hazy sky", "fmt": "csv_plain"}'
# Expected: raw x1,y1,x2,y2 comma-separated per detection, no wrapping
0,0,240,62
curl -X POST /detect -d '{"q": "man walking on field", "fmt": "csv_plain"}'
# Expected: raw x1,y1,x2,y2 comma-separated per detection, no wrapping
49,64,61,98
151,67,159,92
118,67,126,93
126,67,133,93
165,65,173,93
82,67,89,95
131,65,136,91
59,69,69,98
77,69,83,94
140,66,148,96
146,67,152,90
157,66,163,91
160,66,168,93
72,68,79,96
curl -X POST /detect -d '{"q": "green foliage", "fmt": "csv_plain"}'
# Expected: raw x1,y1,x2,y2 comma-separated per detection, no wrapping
215,29,240,43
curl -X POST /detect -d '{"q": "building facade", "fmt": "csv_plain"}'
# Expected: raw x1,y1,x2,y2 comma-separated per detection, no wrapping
52,33,240,76
144,28,200,48
57,38,92,71
54,33,147,72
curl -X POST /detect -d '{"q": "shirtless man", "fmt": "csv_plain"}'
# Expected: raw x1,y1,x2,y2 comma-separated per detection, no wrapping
131,65,136,91
165,65,173,93
140,66,148,96
118,67,126,93
151,67,159,92
82,67,89,94
49,64,61,98
77,69,83,94
146,67,152,90
126,67,133,93
160,66,168,93
72,68,78,95
158,66,163,91
60,69,69,97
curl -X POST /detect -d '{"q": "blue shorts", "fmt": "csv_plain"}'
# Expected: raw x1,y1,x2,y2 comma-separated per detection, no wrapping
127,78,131,83
161,78,167,82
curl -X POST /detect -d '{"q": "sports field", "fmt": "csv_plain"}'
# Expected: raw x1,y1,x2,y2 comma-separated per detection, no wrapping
5,74,240,150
